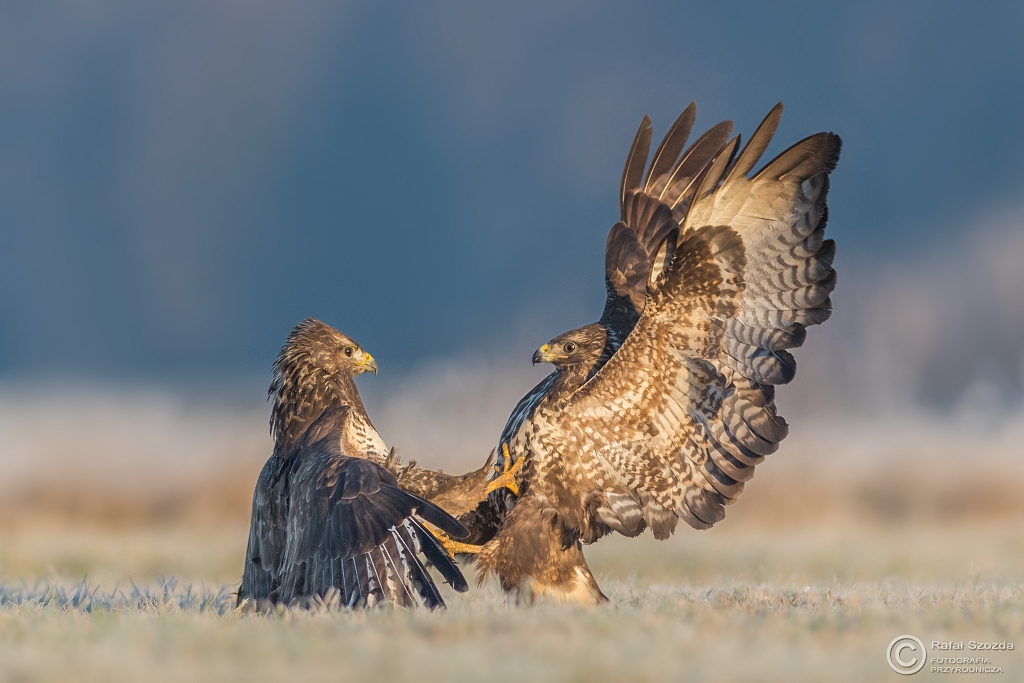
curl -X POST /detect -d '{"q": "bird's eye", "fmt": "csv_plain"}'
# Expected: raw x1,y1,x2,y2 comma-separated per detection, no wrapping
564,342,576,353
344,347,354,357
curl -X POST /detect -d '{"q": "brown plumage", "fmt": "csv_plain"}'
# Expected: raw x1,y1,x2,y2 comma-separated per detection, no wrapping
393,450,493,515
394,449,505,545
492,103,733,484
238,319,470,609
479,103,841,604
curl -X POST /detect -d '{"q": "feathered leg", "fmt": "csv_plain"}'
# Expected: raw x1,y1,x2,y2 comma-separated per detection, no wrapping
477,493,607,606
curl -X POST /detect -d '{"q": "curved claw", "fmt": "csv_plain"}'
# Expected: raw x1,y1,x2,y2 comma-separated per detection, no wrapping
485,443,524,496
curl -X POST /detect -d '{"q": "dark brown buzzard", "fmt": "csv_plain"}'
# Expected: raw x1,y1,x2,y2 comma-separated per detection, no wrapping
238,319,473,609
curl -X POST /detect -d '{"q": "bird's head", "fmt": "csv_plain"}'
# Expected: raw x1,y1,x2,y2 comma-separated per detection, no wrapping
532,324,607,369
276,318,378,382
269,318,377,452
334,336,378,377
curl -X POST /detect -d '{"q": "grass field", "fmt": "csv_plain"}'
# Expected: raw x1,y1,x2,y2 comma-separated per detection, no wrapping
2,525,1022,683
1,388,1023,682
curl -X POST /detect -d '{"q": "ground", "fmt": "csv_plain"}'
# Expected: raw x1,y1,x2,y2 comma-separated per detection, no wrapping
2,515,1022,682
1,399,1022,682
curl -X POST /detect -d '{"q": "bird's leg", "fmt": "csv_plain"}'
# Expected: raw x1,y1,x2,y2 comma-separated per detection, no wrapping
423,444,524,559
424,523,483,557
484,443,524,496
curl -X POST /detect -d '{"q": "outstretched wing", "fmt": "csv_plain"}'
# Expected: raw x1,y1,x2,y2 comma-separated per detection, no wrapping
241,406,469,609
490,373,557,517
498,373,557,449
680,105,839,528
547,105,840,536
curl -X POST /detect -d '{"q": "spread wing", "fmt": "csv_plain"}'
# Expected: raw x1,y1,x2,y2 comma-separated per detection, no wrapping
240,406,469,609
490,373,558,518
681,105,839,527
541,105,841,536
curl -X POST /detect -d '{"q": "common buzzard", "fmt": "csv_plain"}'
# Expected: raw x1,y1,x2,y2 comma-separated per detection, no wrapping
478,103,841,603
238,320,473,609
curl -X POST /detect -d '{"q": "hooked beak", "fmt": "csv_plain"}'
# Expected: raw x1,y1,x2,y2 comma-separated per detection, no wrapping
357,353,378,375
532,344,561,365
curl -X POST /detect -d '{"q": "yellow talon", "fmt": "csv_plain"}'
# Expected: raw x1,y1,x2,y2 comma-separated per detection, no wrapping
424,523,483,558
484,443,524,496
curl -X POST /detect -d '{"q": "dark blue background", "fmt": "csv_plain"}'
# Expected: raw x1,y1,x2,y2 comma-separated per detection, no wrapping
2,1,1023,382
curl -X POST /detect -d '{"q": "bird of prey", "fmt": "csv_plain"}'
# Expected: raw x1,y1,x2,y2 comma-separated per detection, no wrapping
477,103,841,603
238,319,472,609
473,103,733,585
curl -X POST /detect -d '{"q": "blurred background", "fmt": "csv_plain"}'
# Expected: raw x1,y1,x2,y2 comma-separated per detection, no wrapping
1,1,1023,589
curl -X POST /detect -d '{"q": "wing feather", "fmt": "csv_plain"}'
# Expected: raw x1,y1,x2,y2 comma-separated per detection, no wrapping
644,102,697,193
722,103,782,186
661,120,735,209
619,115,653,217
240,406,468,609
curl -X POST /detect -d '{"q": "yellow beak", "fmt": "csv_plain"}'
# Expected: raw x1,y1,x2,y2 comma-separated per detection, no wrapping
358,353,378,375
532,344,564,365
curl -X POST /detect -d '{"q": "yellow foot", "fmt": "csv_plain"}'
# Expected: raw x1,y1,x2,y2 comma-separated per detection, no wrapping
484,444,525,496
424,523,483,558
